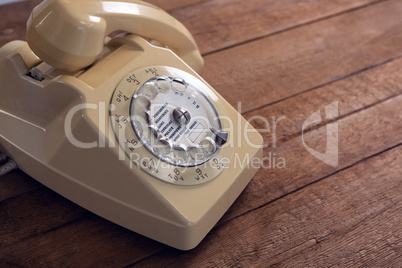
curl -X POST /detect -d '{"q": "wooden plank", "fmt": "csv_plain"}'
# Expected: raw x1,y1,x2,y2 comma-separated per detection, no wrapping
276,200,402,266
222,93,402,222
0,188,89,249
0,0,41,45
0,189,166,266
0,171,41,202
130,145,402,267
218,53,402,222
147,0,208,11
202,0,402,113
244,55,402,149
172,0,380,54
1,214,166,267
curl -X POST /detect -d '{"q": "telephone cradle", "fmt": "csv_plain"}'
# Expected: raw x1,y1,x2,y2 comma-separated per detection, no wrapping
0,0,262,250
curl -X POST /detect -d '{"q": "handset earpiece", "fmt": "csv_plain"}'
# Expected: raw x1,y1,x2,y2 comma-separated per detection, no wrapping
26,0,204,73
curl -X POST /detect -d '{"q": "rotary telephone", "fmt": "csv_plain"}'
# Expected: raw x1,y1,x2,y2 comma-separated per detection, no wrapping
0,0,262,250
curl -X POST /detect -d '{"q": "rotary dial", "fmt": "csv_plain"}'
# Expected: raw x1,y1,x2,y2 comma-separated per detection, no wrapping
111,66,230,185
131,75,226,167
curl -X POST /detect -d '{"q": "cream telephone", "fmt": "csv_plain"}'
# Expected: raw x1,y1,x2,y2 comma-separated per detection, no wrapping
0,0,262,250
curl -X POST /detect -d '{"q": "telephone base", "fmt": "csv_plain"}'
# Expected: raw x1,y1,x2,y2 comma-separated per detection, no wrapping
0,36,263,250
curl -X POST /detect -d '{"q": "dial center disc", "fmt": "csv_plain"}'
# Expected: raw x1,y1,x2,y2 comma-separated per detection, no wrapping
173,107,191,125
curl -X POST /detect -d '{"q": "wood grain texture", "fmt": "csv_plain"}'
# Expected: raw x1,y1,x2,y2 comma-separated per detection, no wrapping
147,0,209,11
132,146,402,267
275,190,402,267
202,0,402,113
1,0,401,266
171,0,381,54
220,58,402,221
0,0,42,45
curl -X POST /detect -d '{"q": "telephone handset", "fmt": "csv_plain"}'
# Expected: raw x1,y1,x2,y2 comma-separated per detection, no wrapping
0,0,262,250
27,0,204,72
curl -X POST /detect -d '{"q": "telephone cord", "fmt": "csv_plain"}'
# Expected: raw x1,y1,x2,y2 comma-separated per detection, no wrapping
0,152,18,176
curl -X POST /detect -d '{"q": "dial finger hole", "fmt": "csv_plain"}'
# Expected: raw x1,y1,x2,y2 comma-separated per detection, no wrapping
189,146,205,161
159,137,172,146
143,82,158,98
172,77,187,92
133,120,143,137
173,145,189,164
133,95,151,110
145,109,152,124
142,125,154,143
156,138,172,156
149,124,161,141
155,76,171,91
200,137,217,154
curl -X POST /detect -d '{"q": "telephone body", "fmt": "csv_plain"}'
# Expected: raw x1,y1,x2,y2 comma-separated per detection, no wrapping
0,0,262,250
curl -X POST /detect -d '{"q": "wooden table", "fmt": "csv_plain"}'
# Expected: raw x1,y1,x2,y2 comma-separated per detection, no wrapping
1,0,401,266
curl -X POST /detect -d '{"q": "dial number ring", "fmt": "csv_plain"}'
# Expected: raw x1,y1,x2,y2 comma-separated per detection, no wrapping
111,66,231,185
